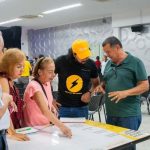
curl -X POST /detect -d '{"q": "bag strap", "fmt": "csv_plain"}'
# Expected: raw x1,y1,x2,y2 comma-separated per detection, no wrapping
33,78,48,100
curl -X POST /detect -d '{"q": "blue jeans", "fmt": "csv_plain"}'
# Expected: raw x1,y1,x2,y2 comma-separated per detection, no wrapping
0,130,8,150
106,115,142,130
59,106,88,119
106,116,142,150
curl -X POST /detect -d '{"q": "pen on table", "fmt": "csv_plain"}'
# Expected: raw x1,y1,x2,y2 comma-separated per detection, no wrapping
17,127,32,132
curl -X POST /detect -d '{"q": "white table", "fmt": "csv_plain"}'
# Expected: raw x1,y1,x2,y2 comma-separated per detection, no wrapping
8,121,150,150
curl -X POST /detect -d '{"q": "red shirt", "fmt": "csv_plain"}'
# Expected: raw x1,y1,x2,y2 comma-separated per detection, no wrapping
9,84,24,129
95,60,101,69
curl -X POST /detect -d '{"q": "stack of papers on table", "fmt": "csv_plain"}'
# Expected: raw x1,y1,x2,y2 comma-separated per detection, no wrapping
60,117,86,123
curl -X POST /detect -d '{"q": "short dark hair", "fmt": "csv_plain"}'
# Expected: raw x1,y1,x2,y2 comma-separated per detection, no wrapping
96,56,99,60
102,36,122,48
38,54,45,59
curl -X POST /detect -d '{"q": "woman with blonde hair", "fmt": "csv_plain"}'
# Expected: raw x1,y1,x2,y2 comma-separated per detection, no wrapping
23,57,72,138
0,48,29,141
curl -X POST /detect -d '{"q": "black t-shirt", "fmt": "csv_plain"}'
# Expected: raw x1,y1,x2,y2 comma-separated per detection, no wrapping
55,54,98,107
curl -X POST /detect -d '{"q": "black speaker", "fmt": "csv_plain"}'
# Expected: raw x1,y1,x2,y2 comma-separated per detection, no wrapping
1,26,22,49
11,26,22,49
131,25,144,32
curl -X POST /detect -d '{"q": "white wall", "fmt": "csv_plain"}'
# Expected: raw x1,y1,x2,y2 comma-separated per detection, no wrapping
23,8,150,57
112,8,150,28
28,18,113,60
23,9,150,75
111,8,150,75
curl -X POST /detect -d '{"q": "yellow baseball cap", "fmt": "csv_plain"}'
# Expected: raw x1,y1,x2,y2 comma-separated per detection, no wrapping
72,39,91,59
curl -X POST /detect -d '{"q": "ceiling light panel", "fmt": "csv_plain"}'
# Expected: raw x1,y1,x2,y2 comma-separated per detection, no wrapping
42,3,82,14
0,18,22,25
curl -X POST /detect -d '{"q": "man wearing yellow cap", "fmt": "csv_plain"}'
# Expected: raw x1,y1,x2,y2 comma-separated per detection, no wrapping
55,39,100,119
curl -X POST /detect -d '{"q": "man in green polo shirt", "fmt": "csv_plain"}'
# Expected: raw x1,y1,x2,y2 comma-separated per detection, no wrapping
97,36,149,131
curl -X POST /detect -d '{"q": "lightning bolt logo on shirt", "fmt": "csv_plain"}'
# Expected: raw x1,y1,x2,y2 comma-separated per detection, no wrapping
66,75,83,93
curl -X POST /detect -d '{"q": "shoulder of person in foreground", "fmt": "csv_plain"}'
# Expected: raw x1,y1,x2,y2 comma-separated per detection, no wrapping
0,77,10,93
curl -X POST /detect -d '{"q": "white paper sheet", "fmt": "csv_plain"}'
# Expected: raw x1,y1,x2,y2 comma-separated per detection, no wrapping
60,117,86,123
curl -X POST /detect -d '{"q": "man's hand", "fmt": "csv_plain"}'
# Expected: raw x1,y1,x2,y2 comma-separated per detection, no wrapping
108,90,129,103
94,85,105,94
81,92,91,103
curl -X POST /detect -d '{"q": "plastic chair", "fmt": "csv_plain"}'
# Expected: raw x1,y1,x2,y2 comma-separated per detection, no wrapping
52,91,58,99
88,94,105,122
141,91,150,115
141,76,150,115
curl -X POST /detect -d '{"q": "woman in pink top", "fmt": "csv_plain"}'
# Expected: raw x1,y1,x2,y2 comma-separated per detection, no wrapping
23,57,72,138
